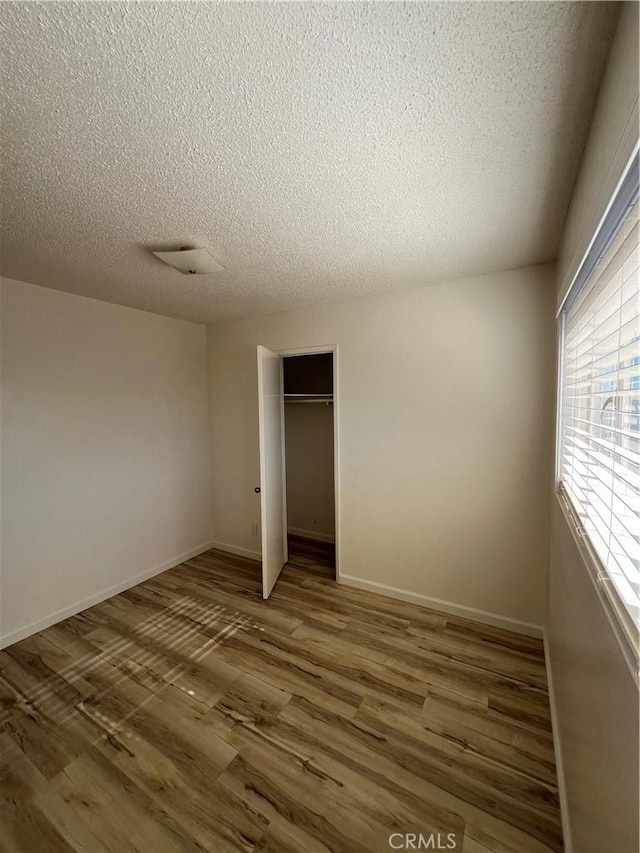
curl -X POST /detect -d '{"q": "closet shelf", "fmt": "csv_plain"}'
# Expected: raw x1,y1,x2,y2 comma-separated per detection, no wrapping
284,393,333,404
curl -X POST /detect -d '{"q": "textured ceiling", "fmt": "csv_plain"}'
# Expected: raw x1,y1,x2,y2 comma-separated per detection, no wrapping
0,1,618,324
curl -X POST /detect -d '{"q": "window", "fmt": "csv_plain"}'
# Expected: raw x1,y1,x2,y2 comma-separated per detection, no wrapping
559,156,639,630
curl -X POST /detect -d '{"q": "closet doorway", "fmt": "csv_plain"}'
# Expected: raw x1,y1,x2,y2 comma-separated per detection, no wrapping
283,352,336,580
256,344,339,598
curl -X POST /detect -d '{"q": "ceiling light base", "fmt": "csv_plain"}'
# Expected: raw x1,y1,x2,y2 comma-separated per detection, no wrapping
152,247,224,275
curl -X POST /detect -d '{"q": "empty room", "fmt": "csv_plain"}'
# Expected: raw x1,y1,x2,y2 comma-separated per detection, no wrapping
0,2,638,852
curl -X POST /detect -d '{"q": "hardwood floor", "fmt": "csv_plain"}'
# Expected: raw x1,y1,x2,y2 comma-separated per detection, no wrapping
286,534,335,577
0,546,562,852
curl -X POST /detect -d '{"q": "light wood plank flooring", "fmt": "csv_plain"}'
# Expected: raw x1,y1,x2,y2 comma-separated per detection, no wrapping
287,534,335,577
0,546,562,852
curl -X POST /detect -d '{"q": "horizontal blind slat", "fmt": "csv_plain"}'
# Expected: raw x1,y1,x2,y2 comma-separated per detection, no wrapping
560,188,640,629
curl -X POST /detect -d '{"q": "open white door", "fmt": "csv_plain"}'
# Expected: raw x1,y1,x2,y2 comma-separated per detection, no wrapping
257,345,287,599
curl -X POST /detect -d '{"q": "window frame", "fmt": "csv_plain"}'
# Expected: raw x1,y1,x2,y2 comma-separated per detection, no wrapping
555,143,640,678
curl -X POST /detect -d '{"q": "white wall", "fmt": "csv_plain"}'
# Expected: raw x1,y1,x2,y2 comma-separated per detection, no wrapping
285,402,335,540
207,264,556,628
0,277,213,646
548,4,640,850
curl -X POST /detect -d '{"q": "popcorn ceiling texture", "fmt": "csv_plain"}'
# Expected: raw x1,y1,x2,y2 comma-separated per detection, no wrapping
0,2,617,324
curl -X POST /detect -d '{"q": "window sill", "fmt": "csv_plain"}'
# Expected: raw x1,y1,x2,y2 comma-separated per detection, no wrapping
554,489,639,686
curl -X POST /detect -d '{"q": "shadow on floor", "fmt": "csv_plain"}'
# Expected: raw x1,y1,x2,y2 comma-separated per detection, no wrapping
286,534,335,578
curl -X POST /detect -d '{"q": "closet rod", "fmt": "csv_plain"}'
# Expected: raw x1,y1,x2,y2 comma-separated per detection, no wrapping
284,394,333,404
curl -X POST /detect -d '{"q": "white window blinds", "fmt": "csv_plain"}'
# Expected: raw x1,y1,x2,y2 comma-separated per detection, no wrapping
560,197,639,626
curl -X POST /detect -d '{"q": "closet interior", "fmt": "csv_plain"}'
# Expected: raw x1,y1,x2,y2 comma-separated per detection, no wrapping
283,353,336,578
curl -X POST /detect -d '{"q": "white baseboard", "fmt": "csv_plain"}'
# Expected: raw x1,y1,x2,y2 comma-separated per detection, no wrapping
339,574,544,638
287,527,335,544
209,539,261,562
0,541,215,650
543,630,573,852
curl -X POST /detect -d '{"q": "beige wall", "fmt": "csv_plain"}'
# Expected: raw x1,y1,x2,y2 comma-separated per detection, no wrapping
0,277,212,646
285,402,335,540
548,4,640,850
557,1,637,306
549,502,639,853
207,263,556,628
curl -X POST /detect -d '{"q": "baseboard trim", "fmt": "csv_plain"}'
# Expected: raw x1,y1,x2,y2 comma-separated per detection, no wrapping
543,630,573,852
0,541,215,650
339,574,544,638
209,539,262,562
287,527,335,544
